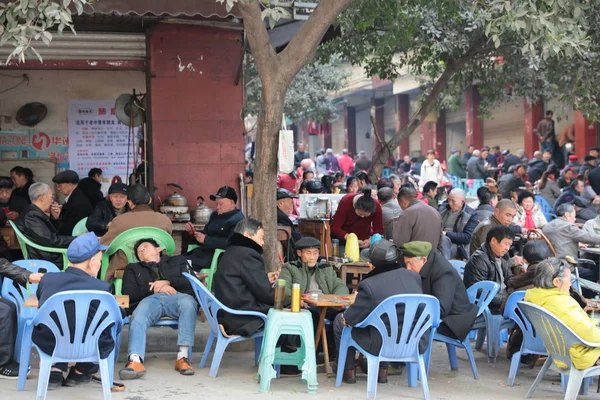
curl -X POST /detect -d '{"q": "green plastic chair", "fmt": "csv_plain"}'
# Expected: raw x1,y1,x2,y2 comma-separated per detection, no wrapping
257,308,318,394
9,221,70,270
101,227,176,295
72,217,88,236
186,244,225,291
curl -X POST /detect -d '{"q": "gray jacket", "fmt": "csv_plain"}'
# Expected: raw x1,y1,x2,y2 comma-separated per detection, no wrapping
392,200,442,250
542,218,600,258
382,200,402,238
466,156,486,179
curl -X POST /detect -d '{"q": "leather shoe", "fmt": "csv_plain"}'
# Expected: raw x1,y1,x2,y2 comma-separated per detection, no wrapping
342,368,356,384
378,367,388,384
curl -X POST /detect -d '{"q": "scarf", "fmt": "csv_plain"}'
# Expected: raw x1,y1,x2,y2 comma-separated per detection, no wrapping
524,207,536,230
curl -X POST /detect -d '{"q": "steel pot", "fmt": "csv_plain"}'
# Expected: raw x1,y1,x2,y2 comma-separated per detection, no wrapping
165,183,188,206
193,196,213,224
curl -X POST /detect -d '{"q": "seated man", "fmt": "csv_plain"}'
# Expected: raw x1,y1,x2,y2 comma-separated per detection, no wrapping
16,182,75,269
276,188,302,242
439,188,478,260
333,240,423,384
0,259,42,378
33,233,118,390
464,226,516,314
393,187,443,250
214,218,280,337
401,241,478,341
119,238,197,380
497,164,526,200
185,186,244,271
378,187,402,238
475,187,497,223
470,199,520,256
100,184,173,282
86,182,130,236
77,168,104,208
422,181,439,209
51,170,94,236
0,175,27,220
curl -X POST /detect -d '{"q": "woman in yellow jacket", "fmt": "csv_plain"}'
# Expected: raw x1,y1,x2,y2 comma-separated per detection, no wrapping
525,258,600,369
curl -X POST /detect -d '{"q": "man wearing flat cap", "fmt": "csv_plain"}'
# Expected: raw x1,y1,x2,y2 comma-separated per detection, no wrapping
401,241,478,342
276,188,302,242
334,239,423,384
51,169,93,236
86,182,131,236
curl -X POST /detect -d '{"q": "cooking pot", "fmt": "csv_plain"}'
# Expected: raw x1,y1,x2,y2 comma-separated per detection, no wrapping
165,183,188,206
193,196,213,224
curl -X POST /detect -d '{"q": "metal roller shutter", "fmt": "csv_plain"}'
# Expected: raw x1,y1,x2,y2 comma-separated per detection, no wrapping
483,99,524,153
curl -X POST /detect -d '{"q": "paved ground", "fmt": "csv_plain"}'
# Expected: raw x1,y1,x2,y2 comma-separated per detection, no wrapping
0,341,579,400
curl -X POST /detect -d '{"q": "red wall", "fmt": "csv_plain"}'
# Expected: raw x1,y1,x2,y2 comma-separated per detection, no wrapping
149,24,245,207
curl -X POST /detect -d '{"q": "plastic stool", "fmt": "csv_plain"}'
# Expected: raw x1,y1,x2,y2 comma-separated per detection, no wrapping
257,309,318,394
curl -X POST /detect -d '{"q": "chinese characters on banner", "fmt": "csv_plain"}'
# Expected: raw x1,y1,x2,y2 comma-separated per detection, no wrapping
68,100,139,178
0,130,69,171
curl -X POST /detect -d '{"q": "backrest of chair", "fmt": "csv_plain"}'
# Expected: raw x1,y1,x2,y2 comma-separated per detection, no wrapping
0,277,29,314
32,290,123,359
12,259,61,274
72,217,88,236
183,273,223,334
466,280,500,317
356,294,440,359
518,301,583,369
449,260,466,275
503,291,546,353
525,229,556,256
9,220,30,258
105,227,176,263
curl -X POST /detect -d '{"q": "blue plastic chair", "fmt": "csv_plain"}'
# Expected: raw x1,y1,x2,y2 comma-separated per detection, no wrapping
518,301,600,400
430,280,499,379
17,290,124,400
335,294,440,400
1,260,60,362
183,273,265,377
535,195,557,221
502,291,547,386
449,260,466,276
465,179,484,197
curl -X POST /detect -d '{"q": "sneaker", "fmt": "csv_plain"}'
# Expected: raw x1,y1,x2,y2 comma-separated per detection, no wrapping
64,368,93,387
48,371,64,390
0,361,29,380
174,357,194,376
118,360,146,380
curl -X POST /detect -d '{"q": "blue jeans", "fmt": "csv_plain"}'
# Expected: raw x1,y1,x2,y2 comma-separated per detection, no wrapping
541,140,554,154
128,293,198,359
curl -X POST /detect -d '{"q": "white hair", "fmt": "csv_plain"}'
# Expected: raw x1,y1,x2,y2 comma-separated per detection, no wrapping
449,188,466,199
472,149,481,157
29,182,51,202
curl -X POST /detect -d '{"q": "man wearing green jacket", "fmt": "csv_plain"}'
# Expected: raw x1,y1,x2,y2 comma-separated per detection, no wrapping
448,149,467,179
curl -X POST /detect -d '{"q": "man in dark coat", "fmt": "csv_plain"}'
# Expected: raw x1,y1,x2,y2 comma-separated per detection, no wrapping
526,151,550,184
333,239,423,384
77,167,104,208
276,188,301,242
185,186,244,271
16,182,74,269
0,176,27,219
401,241,478,341
214,218,280,337
439,188,478,260
497,164,526,199
502,150,527,174
294,143,310,169
86,182,130,236
51,170,93,236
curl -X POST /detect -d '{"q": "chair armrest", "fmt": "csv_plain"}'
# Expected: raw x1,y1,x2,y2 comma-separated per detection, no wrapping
577,258,596,266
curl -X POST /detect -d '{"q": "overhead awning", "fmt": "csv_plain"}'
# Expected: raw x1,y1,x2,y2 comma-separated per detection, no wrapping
86,0,241,18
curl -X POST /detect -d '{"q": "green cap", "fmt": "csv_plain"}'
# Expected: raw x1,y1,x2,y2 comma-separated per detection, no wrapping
398,241,432,257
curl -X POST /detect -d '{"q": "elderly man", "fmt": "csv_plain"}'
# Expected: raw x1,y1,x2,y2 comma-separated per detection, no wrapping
338,149,354,177
294,143,310,169
355,150,372,172
401,241,478,341
397,155,412,174
466,149,486,179
276,188,301,242
214,218,280,337
526,151,551,184
464,226,516,314
470,199,520,255
100,184,173,282
185,186,244,271
498,164,527,199
502,149,528,174
51,170,94,235
378,187,402,238
86,182,130,236
440,188,478,260
333,239,423,384
392,187,443,250
324,148,340,173
77,167,104,208
120,238,197,380
543,204,600,259
448,149,467,178
554,178,584,211
16,182,74,269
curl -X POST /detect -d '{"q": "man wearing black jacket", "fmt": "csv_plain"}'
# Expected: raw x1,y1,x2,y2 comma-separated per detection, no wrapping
119,238,197,380
276,188,302,241
0,259,42,379
77,168,104,208
86,183,130,236
51,170,93,235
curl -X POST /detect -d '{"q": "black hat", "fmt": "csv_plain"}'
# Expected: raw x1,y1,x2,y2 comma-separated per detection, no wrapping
585,155,597,162
277,188,297,200
210,186,238,203
360,239,399,268
52,170,79,184
295,237,321,250
0,176,13,189
108,182,128,195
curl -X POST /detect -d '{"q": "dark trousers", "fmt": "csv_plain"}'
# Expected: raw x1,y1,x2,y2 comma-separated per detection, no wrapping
53,363,99,374
0,298,17,366
333,313,389,370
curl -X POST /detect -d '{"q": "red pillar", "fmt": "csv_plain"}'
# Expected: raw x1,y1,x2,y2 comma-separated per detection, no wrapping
346,106,356,155
465,85,483,149
396,94,410,158
575,111,598,160
419,112,446,161
524,98,544,157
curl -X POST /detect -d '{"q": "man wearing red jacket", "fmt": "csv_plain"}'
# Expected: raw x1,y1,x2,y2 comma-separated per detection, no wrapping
331,188,384,248
338,149,355,176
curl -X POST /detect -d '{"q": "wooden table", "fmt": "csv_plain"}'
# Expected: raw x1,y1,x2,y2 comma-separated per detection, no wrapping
24,294,129,308
302,294,355,376
340,263,371,291
299,220,332,257
1,225,20,250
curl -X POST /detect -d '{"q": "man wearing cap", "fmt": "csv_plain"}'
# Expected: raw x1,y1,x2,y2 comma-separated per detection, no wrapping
401,241,478,341
51,170,94,236
100,184,172,282
119,238,197,380
580,155,598,176
0,175,27,220
86,183,130,236
33,232,122,390
334,239,423,384
184,185,244,271
77,168,104,208
276,188,302,242
447,149,466,179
